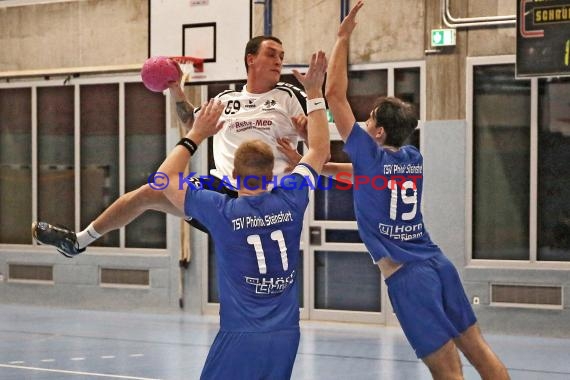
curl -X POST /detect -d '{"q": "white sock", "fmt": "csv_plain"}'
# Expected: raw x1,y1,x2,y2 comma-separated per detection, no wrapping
76,223,102,249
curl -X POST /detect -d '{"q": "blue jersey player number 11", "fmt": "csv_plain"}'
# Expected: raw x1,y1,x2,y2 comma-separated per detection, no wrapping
247,230,289,274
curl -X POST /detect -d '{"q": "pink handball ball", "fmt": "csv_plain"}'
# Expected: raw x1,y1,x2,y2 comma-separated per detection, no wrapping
141,56,180,92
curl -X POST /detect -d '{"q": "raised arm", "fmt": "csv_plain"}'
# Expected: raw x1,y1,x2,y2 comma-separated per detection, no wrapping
324,0,364,142
156,99,225,211
167,61,196,125
292,51,330,174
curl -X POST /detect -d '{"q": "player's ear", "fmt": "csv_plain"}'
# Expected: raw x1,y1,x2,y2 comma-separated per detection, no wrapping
247,54,255,67
232,169,237,180
375,126,384,140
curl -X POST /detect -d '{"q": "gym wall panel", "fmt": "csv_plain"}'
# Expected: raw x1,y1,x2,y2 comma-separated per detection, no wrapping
0,0,147,72
349,0,425,63
270,0,338,66
421,120,467,269
467,0,516,56
268,0,425,66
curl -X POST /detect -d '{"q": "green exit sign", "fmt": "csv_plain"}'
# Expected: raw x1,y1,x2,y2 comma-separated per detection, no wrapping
431,29,456,47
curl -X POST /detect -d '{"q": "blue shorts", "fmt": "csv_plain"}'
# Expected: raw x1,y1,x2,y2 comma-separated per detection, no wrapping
385,254,477,358
200,328,300,380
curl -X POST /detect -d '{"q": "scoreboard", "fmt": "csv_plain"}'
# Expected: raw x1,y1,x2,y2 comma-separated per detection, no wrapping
516,0,570,77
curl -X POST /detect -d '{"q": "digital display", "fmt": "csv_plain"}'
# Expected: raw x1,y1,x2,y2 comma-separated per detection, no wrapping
516,0,570,77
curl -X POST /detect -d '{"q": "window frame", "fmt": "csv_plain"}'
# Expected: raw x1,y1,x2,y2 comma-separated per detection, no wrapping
0,73,169,252
466,55,570,268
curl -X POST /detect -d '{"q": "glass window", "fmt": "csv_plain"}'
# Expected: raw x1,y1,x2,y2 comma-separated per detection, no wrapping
348,69,387,121
537,78,570,261
314,141,355,221
37,86,75,230
325,229,362,244
80,84,120,247
0,88,32,244
297,250,304,308
395,68,420,119
124,83,166,248
1,78,169,251
314,251,380,312
208,238,219,303
207,81,245,99
472,65,530,260
396,68,421,149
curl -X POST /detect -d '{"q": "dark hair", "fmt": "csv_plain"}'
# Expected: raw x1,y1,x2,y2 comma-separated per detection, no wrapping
373,97,418,147
244,35,283,73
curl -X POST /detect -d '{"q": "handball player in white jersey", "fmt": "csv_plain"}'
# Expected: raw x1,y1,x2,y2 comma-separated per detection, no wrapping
33,36,309,257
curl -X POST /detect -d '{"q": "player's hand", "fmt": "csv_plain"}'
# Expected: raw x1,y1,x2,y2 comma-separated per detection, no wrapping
291,115,308,142
338,0,363,38
187,99,224,143
168,59,183,84
167,60,187,101
277,137,302,172
292,51,327,98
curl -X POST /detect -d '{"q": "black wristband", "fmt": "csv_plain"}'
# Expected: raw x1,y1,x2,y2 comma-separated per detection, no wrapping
176,138,198,155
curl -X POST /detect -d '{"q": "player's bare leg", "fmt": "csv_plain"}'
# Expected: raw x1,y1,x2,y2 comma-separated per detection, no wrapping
422,339,464,380
33,184,185,256
454,324,510,380
92,184,185,235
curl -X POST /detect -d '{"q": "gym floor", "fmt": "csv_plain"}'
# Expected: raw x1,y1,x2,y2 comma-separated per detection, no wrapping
0,304,568,380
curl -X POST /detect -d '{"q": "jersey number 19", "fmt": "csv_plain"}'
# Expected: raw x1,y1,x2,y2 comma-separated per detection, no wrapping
388,180,418,221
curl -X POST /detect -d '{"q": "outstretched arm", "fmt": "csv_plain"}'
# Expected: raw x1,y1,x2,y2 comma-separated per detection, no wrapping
325,0,364,142
167,61,196,125
292,51,330,174
157,99,225,212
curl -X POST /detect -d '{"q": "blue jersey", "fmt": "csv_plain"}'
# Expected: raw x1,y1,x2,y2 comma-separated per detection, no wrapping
344,124,441,263
184,164,317,332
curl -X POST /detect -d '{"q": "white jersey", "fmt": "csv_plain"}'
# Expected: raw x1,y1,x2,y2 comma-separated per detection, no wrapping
204,83,306,188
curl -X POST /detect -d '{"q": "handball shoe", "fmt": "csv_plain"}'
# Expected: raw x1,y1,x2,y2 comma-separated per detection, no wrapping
32,221,85,258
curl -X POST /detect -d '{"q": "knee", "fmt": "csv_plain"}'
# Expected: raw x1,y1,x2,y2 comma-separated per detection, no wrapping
423,341,463,380
131,184,167,207
455,334,509,379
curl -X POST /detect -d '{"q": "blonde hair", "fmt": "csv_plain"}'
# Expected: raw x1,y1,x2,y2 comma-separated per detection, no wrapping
234,140,275,189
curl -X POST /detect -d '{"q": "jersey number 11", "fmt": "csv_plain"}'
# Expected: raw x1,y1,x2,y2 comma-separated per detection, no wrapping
246,230,289,274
